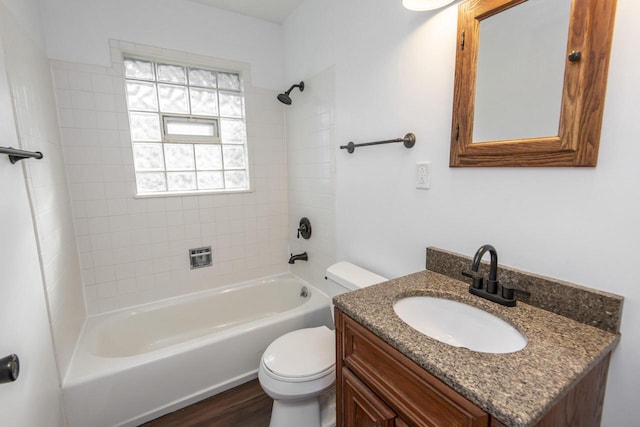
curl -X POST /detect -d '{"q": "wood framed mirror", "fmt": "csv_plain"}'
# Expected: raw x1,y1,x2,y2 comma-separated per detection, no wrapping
449,0,617,167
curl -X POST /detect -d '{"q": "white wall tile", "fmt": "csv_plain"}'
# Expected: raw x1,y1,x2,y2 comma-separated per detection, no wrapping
92,74,114,93
115,263,136,280
94,265,116,283
67,71,93,91
73,109,97,128
96,111,118,129
112,247,134,265
69,90,94,109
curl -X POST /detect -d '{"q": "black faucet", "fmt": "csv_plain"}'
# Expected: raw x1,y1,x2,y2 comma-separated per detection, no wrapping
461,244,522,307
288,252,308,264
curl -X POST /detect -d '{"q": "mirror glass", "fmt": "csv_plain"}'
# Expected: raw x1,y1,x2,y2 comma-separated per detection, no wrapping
473,0,572,143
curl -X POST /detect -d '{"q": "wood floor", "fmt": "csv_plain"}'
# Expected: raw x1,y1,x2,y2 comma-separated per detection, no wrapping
142,379,273,427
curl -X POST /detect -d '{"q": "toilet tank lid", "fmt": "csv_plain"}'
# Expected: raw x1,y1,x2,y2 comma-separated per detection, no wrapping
325,261,387,290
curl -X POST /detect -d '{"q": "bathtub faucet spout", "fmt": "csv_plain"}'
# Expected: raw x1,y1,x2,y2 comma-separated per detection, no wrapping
288,252,308,264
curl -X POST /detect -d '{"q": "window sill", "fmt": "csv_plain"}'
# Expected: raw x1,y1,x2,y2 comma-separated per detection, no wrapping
134,188,253,199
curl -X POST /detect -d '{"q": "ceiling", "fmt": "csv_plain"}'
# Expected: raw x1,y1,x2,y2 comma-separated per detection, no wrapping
186,0,304,23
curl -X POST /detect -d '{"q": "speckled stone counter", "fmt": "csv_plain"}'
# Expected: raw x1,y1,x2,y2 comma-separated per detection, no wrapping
333,270,620,427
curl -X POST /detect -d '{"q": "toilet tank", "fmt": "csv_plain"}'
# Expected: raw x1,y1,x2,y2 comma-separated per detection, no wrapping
325,261,387,299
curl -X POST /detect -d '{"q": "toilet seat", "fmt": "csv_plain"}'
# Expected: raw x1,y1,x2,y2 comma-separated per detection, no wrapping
262,326,336,383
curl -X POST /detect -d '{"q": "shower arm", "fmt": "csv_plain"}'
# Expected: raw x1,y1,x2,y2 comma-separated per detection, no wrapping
285,82,304,94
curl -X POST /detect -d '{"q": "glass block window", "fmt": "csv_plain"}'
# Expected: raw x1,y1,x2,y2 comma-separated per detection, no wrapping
124,58,249,195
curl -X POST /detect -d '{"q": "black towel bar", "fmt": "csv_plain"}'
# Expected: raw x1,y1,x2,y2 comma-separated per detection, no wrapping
340,133,416,154
0,146,43,164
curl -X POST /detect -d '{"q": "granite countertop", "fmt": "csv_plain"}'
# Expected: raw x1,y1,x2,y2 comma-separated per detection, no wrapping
333,270,620,427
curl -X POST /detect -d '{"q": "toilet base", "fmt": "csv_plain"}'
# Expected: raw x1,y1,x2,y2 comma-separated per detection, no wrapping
270,398,319,427
268,387,335,427
319,387,336,427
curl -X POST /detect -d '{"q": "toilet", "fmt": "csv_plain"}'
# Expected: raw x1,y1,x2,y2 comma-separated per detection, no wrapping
258,261,387,427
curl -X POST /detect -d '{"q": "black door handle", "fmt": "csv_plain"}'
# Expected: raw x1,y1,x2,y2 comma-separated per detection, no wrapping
0,354,19,383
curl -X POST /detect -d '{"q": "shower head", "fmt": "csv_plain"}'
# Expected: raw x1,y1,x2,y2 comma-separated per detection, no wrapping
277,92,292,105
277,81,305,105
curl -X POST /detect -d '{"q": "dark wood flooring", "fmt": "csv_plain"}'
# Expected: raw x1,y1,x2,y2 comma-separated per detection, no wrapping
142,379,273,427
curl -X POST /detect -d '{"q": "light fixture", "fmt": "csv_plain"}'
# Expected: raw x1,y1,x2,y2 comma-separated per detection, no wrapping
402,0,455,11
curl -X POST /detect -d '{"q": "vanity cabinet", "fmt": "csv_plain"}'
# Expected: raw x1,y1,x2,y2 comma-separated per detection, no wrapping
336,309,489,427
335,309,612,427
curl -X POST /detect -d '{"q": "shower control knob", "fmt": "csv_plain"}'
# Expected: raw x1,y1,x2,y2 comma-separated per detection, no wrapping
297,217,312,239
0,354,19,384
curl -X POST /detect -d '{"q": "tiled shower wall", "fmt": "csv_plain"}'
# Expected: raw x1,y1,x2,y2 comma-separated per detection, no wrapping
52,42,289,315
287,67,336,294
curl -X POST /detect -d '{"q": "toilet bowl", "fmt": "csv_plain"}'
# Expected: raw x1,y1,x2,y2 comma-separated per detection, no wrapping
259,326,336,427
258,262,387,427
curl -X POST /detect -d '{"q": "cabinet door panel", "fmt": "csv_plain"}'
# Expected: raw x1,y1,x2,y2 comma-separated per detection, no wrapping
343,368,396,427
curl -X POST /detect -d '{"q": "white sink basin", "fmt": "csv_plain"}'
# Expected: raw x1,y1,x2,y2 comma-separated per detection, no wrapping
393,296,527,354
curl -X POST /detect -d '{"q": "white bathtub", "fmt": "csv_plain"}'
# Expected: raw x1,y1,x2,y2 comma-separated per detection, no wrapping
62,273,331,427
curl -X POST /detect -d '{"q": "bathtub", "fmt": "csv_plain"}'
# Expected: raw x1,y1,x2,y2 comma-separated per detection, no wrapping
62,273,331,427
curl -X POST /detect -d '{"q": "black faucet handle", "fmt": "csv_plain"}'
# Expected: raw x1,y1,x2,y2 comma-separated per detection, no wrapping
461,269,484,289
501,285,531,301
502,285,514,300
461,269,482,279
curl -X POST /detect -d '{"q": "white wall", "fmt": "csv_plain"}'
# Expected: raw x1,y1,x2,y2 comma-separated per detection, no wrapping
287,67,337,293
1,0,46,43
38,0,284,89
283,0,640,425
0,2,64,425
1,0,85,383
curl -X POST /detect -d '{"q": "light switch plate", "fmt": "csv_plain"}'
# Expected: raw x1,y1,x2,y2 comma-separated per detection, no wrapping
416,162,431,190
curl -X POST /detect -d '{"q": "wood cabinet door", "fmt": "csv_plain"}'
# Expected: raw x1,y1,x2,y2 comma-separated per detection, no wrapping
343,368,396,427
